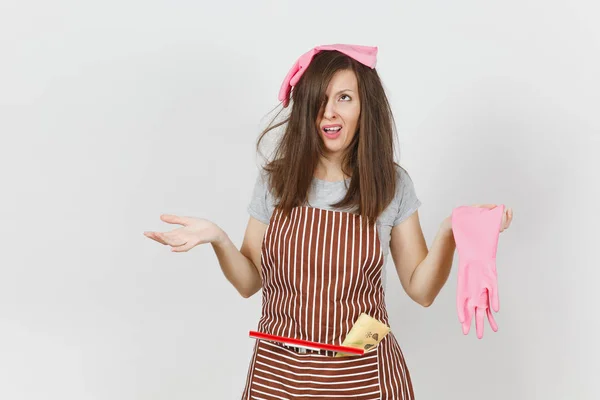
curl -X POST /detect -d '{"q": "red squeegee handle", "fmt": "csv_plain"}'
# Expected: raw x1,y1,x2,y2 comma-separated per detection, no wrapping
249,330,365,355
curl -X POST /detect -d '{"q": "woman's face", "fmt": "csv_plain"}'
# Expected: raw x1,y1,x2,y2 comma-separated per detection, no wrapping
316,69,361,157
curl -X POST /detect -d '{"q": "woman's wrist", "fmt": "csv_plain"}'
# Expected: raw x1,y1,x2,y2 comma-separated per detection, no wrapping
211,228,231,249
441,216,452,234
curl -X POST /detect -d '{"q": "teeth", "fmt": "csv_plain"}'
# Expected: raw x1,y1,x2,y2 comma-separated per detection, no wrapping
324,127,341,132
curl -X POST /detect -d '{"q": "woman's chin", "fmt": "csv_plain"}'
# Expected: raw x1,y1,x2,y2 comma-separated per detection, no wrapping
320,135,346,154
323,144,345,155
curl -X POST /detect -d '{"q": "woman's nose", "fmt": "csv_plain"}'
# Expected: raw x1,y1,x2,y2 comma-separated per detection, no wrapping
323,101,337,119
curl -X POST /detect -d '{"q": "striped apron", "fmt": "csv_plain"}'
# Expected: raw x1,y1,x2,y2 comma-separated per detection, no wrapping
242,206,414,399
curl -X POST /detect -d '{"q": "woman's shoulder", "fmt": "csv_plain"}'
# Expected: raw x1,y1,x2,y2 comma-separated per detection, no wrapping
247,167,276,225
394,163,421,224
393,163,417,190
377,163,421,226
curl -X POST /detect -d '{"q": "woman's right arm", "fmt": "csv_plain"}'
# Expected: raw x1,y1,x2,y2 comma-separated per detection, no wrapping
212,215,267,298
144,214,267,299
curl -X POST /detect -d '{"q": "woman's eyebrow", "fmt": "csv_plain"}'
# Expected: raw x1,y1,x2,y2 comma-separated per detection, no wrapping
333,89,355,96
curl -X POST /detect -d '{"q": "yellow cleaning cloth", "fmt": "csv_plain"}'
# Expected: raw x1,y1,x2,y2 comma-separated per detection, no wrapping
335,313,390,357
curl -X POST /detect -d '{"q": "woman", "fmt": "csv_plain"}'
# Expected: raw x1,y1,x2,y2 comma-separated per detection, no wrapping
144,44,513,399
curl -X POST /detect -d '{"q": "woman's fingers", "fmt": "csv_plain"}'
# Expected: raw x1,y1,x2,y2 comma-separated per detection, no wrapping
469,204,513,231
161,231,187,247
505,208,513,229
171,242,194,252
500,208,513,231
471,203,496,209
144,231,187,247
160,214,193,226
145,215,213,252
468,205,513,231
144,231,167,245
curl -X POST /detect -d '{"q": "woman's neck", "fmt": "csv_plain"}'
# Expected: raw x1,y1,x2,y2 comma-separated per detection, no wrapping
314,157,351,182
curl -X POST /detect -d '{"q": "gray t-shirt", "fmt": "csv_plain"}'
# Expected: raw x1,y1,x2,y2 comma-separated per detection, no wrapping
247,164,422,290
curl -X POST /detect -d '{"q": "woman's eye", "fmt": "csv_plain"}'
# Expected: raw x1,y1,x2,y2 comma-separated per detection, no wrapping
340,94,351,101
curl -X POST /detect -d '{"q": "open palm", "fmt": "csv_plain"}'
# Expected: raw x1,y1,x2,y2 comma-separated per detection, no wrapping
143,214,224,252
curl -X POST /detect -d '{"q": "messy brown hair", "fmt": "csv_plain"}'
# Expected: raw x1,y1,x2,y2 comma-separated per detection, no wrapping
255,50,399,224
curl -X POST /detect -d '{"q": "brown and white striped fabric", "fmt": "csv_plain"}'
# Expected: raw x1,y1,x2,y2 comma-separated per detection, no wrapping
242,206,414,399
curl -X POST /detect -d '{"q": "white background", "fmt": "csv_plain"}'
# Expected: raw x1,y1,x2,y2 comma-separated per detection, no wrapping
1,0,598,399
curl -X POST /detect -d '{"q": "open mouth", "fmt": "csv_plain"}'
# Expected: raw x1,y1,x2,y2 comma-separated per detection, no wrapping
322,125,342,139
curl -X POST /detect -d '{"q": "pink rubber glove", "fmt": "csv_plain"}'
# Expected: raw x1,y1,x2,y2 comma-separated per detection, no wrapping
278,44,378,107
451,205,505,339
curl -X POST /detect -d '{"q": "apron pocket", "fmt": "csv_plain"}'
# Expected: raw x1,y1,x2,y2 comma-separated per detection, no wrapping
249,340,381,399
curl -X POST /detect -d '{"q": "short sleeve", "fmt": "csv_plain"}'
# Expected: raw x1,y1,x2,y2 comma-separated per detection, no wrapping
247,169,273,224
392,166,422,226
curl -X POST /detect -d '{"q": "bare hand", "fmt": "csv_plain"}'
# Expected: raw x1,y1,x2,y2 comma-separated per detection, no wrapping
143,214,226,252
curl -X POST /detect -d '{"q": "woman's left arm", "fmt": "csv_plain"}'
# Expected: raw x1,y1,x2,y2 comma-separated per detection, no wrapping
390,206,512,307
